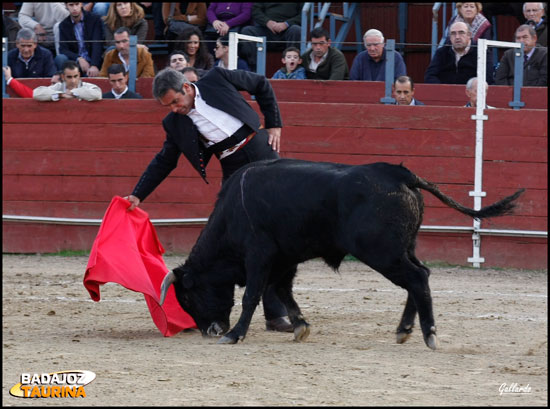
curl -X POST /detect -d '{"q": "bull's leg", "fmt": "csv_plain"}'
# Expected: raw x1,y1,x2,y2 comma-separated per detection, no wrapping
396,293,416,344
273,269,310,342
405,275,438,350
218,256,271,345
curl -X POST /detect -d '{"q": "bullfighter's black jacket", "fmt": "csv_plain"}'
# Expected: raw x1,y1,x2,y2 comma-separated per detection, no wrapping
131,67,283,201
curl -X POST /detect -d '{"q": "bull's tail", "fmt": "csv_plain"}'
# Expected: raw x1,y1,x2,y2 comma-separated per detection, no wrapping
414,176,524,219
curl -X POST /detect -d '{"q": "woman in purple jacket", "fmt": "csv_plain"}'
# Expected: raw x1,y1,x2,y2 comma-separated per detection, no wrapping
204,3,253,55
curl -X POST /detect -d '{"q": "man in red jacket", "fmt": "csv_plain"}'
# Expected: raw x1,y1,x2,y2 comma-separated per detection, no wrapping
3,65,61,97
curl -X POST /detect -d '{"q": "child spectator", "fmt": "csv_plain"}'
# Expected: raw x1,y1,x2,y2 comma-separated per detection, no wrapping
272,47,306,79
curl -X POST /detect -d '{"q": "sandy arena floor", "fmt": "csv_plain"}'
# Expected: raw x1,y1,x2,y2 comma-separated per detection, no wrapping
2,254,547,406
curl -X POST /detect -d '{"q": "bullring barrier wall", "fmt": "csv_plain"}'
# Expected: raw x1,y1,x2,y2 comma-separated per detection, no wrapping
2,81,547,269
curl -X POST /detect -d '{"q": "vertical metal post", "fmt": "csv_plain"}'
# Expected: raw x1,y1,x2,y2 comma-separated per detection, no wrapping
3,37,9,98
380,39,395,104
510,44,525,110
468,39,489,267
128,35,137,93
256,37,266,77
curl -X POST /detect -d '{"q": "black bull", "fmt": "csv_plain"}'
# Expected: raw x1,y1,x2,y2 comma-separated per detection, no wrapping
160,159,524,349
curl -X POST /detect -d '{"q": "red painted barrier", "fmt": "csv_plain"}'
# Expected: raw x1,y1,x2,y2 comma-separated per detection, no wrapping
2,90,547,269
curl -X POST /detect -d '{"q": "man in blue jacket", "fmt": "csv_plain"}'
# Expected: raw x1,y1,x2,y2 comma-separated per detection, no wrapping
7,28,56,78
424,21,494,84
350,28,407,81
56,2,104,76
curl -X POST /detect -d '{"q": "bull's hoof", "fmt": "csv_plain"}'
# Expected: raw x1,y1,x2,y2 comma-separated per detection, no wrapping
396,331,412,344
396,325,413,344
293,323,310,342
426,334,439,350
217,335,239,345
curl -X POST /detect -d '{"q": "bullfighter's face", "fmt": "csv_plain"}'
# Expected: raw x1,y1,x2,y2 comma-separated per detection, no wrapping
158,84,195,115
172,266,233,337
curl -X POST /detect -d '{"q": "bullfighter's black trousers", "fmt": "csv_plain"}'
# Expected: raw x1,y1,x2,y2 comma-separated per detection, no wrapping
219,129,288,320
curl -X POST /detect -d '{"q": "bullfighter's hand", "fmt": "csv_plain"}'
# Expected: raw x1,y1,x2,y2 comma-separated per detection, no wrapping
266,127,281,152
124,195,141,211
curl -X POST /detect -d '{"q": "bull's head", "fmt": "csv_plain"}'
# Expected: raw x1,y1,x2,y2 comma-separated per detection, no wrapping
160,265,234,337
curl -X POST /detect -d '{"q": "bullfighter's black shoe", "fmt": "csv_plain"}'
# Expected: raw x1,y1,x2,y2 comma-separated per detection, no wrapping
265,316,294,332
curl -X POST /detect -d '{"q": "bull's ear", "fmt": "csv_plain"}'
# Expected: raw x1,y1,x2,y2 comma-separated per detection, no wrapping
182,273,194,289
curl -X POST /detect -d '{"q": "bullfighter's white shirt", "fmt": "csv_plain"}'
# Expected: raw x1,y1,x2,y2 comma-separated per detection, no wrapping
187,84,245,159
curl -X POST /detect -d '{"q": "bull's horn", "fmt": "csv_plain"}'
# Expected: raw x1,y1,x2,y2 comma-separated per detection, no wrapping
159,271,177,306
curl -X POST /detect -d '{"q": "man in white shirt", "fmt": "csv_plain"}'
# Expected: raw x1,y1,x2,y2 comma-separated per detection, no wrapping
33,60,101,101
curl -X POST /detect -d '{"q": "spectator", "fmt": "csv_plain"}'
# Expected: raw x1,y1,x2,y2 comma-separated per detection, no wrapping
103,2,148,48
3,66,62,98
17,3,70,55
523,2,547,46
350,29,407,81
162,2,207,46
3,14,21,51
240,3,303,71
56,2,104,76
204,2,253,54
7,28,57,78
272,46,306,79
392,75,424,105
424,22,494,84
174,26,214,72
495,24,547,86
214,34,250,71
102,63,143,99
123,67,293,333
464,77,495,108
300,27,348,80
99,27,155,78
83,2,110,17
168,50,189,72
33,59,102,101
445,3,492,43
182,66,200,82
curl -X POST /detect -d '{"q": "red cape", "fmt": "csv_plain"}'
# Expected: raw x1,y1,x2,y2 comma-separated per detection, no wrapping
83,196,196,336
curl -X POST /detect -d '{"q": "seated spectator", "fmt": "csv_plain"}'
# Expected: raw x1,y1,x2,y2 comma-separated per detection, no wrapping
214,34,250,71
204,2,253,54
494,24,547,86
3,66,62,98
240,3,302,71
392,75,424,105
7,28,57,78
523,2,547,46
272,47,306,79
17,2,70,55
168,50,189,72
350,29,407,81
84,2,110,17
464,77,495,108
99,27,155,78
33,60,102,101
424,22,494,84
182,66,200,82
56,2,104,76
3,14,21,51
102,64,143,99
300,27,349,80
162,2,207,47
445,3,492,43
174,26,214,72
103,3,149,48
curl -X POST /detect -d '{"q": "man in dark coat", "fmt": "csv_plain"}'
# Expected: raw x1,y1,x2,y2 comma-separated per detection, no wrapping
57,2,104,76
123,67,293,332
495,24,547,86
7,28,56,78
424,21,494,84
102,64,143,99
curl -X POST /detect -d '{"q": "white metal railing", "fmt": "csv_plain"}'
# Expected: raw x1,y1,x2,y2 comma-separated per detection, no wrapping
227,32,266,75
3,215,547,239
